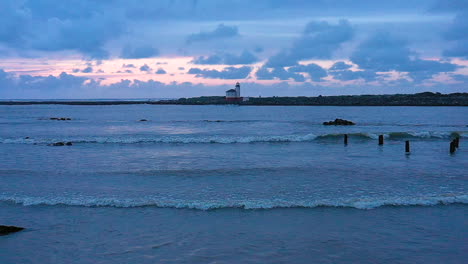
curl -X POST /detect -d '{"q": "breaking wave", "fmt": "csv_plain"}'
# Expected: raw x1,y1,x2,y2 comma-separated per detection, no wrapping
0,194,466,210
0,131,465,145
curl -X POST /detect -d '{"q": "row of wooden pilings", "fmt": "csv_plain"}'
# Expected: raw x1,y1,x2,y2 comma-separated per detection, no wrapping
343,134,461,154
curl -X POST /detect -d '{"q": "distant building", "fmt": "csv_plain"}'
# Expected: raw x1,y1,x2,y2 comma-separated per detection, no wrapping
226,82,242,102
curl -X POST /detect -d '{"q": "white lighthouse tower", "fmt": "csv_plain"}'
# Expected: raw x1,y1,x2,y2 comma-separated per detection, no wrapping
235,82,240,98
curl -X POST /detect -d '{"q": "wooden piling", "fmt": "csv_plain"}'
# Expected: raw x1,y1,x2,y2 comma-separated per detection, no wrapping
450,141,456,154
454,137,459,148
405,140,410,153
344,134,348,145
378,135,384,145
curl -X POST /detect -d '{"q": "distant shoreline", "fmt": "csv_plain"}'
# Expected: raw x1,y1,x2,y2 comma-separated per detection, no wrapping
1,92,467,106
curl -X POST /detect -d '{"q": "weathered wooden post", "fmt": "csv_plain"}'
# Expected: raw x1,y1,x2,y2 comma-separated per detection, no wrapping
405,140,410,153
378,135,384,145
344,134,348,145
454,137,459,148
450,141,456,154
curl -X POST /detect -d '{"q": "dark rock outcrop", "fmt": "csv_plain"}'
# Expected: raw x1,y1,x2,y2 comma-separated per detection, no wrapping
0,225,24,236
323,118,355,126
49,142,73,146
139,119,148,122
50,117,71,121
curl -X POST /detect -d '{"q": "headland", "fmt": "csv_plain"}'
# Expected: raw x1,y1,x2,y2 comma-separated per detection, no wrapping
1,92,467,106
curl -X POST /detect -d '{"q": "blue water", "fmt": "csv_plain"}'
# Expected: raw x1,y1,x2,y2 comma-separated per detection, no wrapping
0,105,467,263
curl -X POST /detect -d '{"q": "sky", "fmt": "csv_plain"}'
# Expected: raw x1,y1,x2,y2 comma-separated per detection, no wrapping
0,0,468,99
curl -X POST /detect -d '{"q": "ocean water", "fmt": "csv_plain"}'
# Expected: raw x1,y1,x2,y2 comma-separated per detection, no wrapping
0,105,467,263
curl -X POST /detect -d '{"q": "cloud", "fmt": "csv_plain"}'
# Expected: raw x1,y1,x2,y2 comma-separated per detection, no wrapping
188,66,252,79
72,66,93,73
186,24,239,44
265,20,354,67
0,69,94,98
329,61,353,71
81,66,93,73
328,61,377,81
350,32,459,81
442,11,468,59
256,66,305,82
120,44,159,59
1,68,466,99
192,50,259,65
139,64,152,72
122,64,136,68
289,63,328,82
0,0,31,46
330,70,378,81
191,55,222,64
155,68,167,74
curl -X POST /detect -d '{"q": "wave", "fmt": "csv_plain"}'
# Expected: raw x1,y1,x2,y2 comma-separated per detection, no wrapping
0,134,319,144
0,131,465,145
1,194,466,210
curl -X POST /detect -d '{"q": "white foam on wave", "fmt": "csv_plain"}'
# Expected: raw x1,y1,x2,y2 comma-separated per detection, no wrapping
0,134,319,144
1,194,466,210
0,131,465,145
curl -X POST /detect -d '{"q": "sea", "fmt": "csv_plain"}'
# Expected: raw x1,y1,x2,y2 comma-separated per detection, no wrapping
0,104,467,264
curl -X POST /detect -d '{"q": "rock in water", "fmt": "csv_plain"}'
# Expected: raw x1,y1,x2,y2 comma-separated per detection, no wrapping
50,117,71,121
0,225,24,236
139,119,148,122
323,118,355,126
49,142,65,146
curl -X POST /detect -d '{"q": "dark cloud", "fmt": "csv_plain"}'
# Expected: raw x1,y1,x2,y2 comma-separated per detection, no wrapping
442,11,468,59
192,50,259,65
254,46,264,53
192,55,223,64
289,63,328,81
350,32,459,81
188,66,252,79
122,0,433,21
0,0,122,59
155,68,167,74
0,69,94,98
330,70,378,81
120,45,159,59
139,64,152,72
429,0,468,13
81,66,93,73
265,20,354,67
122,64,136,68
72,66,93,73
186,24,239,44
329,61,353,71
256,66,305,82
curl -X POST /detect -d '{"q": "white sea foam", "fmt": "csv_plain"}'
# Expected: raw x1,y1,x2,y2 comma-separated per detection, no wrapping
0,131,465,145
1,194,466,210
